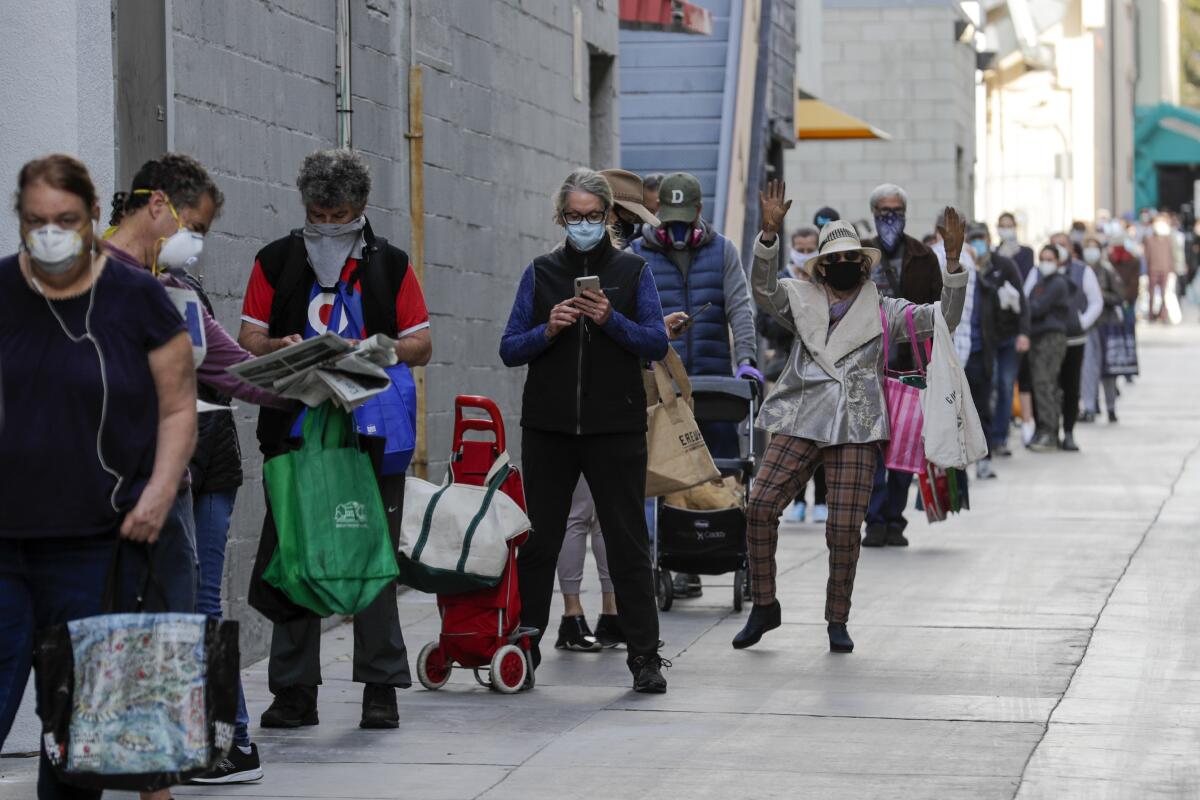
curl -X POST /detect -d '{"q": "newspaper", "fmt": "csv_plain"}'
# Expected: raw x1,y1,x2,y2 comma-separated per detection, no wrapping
227,332,399,410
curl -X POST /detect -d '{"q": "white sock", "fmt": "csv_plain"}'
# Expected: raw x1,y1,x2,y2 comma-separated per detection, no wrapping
237,744,253,755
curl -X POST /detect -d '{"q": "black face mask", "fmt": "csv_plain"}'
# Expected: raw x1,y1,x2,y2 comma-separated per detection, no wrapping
615,218,639,245
824,261,864,291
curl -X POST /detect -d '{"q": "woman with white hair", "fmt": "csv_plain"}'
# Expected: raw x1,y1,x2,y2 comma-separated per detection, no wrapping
500,168,671,693
732,181,967,653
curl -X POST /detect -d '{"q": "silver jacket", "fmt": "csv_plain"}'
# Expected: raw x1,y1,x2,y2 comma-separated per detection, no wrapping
751,234,968,446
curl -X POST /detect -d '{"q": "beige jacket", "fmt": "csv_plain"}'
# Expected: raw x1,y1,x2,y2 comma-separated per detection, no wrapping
751,234,968,446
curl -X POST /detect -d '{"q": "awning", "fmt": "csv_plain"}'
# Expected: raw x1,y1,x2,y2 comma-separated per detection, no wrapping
796,94,891,141
618,0,713,35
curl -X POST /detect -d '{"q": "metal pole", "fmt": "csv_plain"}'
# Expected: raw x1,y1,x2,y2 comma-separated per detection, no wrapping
336,0,352,148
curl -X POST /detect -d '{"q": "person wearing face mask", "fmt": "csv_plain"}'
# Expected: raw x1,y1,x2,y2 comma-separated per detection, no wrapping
734,181,968,652
995,212,1034,280
544,168,663,654
631,172,760,599
767,225,829,524
1079,236,1125,424
105,153,290,785
500,168,671,692
1026,245,1073,452
1144,214,1176,322
0,155,197,800
1030,233,1103,452
961,223,1029,466
238,149,431,732
861,183,943,548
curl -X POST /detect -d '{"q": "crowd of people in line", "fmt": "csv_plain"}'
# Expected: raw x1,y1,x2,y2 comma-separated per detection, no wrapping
0,146,1169,799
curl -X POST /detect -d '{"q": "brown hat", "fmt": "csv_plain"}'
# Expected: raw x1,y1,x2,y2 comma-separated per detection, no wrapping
599,168,661,227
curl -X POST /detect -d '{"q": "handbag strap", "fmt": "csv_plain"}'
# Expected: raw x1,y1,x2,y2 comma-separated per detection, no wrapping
101,538,170,614
456,464,512,572
880,304,926,377
651,347,693,410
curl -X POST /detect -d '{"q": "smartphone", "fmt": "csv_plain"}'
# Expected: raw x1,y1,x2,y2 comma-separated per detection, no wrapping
672,301,714,333
574,275,601,297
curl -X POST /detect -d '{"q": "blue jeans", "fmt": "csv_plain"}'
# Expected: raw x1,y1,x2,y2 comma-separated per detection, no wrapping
0,489,197,800
194,489,251,748
990,339,1020,447
865,457,914,532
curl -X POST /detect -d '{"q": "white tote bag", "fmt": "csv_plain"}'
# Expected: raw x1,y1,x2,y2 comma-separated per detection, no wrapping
398,453,530,594
921,311,989,469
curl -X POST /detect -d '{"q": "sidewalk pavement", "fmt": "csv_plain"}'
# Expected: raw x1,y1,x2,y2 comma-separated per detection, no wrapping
3,321,1199,799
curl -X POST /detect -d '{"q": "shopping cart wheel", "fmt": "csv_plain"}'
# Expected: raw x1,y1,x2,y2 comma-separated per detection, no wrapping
657,568,674,612
733,567,746,612
416,641,451,690
472,668,490,688
490,645,527,694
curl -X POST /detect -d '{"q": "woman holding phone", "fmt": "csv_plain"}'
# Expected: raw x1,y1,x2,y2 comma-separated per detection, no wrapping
499,167,671,693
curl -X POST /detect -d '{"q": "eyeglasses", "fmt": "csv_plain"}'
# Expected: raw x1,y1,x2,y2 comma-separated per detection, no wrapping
823,251,864,265
562,209,608,225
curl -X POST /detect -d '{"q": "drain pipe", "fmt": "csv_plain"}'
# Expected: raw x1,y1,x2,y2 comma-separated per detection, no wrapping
335,0,352,148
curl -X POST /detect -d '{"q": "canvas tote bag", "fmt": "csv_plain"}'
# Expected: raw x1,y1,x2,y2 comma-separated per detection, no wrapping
921,311,989,469
645,348,720,497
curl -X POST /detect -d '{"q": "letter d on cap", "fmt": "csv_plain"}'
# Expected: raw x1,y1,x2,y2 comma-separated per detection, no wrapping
671,189,684,204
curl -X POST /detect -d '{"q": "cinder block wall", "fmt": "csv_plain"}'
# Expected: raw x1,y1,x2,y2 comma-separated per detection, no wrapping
784,1,976,235
172,0,619,663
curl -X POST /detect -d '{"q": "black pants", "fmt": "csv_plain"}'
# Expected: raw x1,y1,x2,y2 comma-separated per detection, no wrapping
519,428,659,667
1059,343,1085,435
964,349,994,457
797,465,827,506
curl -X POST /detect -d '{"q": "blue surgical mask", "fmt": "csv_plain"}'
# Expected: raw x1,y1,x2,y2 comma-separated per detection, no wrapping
970,239,989,259
566,219,606,252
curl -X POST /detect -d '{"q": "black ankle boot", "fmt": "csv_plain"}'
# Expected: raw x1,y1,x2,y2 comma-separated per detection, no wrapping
828,623,854,653
732,601,781,649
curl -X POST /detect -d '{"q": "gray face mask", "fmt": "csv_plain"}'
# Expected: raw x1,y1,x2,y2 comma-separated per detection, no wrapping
302,216,366,286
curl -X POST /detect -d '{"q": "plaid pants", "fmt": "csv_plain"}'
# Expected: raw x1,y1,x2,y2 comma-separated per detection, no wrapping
747,435,878,623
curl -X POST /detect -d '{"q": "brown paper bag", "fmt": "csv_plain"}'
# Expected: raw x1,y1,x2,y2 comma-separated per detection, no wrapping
645,349,720,497
663,476,744,510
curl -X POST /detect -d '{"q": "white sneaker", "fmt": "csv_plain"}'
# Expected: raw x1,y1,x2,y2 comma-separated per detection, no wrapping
783,501,806,523
1021,421,1036,446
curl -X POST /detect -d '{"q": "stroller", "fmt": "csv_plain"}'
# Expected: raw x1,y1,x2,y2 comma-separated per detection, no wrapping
654,376,758,612
414,396,538,694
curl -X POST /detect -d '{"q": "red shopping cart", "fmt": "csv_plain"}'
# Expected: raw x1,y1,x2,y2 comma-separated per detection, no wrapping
414,396,537,693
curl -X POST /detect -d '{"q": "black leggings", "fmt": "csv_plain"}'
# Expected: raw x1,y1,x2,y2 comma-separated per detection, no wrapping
796,465,827,505
518,429,659,666
1060,343,1085,434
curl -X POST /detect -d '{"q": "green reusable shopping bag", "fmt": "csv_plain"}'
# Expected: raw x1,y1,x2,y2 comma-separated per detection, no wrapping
263,403,399,617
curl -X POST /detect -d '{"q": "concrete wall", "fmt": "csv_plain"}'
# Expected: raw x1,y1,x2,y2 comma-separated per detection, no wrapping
167,0,618,662
0,0,114,254
783,0,977,237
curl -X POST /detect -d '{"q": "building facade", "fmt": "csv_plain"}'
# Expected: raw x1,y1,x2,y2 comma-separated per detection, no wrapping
784,0,979,237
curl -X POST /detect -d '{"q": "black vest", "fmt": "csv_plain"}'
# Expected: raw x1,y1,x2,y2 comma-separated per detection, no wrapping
522,236,648,435
252,220,409,453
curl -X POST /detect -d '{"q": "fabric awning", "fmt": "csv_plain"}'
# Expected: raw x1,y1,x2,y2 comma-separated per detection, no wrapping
795,95,891,141
618,0,713,35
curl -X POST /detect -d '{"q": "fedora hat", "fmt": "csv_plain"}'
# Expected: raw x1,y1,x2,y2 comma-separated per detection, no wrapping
599,168,661,227
810,219,881,274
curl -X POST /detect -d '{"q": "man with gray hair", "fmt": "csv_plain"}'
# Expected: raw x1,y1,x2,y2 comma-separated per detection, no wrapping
239,148,432,730
861,183,943,548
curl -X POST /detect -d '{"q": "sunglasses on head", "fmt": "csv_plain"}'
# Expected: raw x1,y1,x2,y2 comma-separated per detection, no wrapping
823,251,865,265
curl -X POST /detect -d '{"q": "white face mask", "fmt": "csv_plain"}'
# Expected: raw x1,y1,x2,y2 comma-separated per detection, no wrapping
997,226,1017,242
1038,259,1058,277
157,229,205,270
1154,221,1171,236
25,224,86,275
789,250,814,274
1083,246,1102,264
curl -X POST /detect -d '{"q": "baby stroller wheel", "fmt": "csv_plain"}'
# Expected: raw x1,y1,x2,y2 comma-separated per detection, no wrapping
490,645,527,694
733,566,746,612
657,568,674,612
417,641,451,690
473,668,490,688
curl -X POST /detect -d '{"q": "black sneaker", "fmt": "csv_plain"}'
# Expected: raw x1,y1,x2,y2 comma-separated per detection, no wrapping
862,524,888,548
260,685,318,728
885,525,909,547
628,653,671,694
594,614,626,648
671,572,703,598
360,683,399,729
189,743,264,784
555,615,602,652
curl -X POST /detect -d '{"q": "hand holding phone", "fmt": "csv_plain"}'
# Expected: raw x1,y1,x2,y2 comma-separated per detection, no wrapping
574,276,601,297
670,302,714,333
